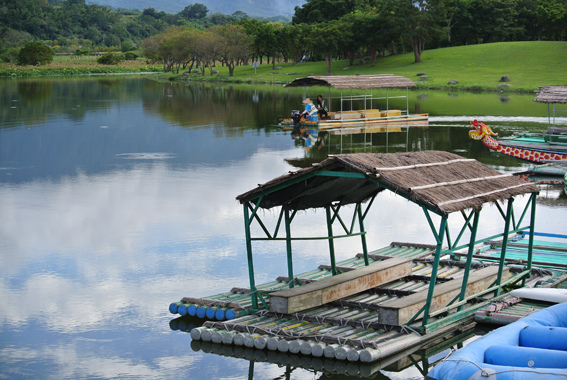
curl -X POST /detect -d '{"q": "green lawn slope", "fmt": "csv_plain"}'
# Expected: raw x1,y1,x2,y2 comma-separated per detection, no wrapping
177,41,567,92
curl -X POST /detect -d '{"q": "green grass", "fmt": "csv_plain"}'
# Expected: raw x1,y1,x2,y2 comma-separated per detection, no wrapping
3,41,566,91
174,41,567,92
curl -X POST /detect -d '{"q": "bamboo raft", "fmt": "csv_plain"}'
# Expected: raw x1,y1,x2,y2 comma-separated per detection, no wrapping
171,151,566,364
182,243,564,363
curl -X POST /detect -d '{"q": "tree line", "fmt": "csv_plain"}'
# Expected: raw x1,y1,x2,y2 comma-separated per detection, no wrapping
0,0,282,57
1,0,565,72
142,0,566,76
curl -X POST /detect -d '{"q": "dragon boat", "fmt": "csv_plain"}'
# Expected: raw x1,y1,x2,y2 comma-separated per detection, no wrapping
280,74,428,131
469,119,567,163
469,86,567,163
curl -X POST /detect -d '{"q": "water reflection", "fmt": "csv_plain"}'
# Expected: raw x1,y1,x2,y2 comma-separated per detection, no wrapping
1,78,566,380
182,320,475,380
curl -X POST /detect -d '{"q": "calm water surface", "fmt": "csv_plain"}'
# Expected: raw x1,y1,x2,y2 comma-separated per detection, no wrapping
1,77,565,380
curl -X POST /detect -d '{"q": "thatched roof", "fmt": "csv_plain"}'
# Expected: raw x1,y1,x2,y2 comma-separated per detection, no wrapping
236,151,538,215
284,74,416,90
534,86,567,103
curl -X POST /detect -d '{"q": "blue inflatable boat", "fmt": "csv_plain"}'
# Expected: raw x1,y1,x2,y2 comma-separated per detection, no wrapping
426,301,567,380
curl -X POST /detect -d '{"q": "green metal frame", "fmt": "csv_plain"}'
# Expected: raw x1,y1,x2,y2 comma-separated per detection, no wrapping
241,171,379,309
241,170,538,325
408,194,537,330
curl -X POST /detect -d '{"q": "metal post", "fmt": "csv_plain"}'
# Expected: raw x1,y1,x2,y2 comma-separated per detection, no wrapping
364,89,367,115
496,198,514,295
248,361,254,380
243,202,258,309
406,86,409,116
357,203,370,266
527,193,537,273
422,216,447,326
326,205,337,275
285,206,294,288
340,89,343,120
458,210,480,311
386,88,389,113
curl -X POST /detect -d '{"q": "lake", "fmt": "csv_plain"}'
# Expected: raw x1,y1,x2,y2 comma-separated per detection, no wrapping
1,77,565,380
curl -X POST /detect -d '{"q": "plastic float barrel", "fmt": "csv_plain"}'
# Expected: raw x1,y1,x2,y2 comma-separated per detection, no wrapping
169,302,181,314
190,326,207,340
311,342,326,357
225,309,236,320
324,344,340,358
196,306,207,319
221,330,237,344
205,307,217,319
177,304,188,316
359,348,381,363
520,326,567,351
266,336,280,350
244,334,259,348
187,304,197,316
347,349,360,362
288,339,304,354
254,335,268,350
215,308,226,321
277,339,290,353
485,345,567,368
199,328,214,342
300,341,314,355
211,330,223,344
233,332,248,346
334,346,352,361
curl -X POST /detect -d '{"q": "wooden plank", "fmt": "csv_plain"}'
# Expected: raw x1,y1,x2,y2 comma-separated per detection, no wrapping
269,257,413,314
378,265,510,326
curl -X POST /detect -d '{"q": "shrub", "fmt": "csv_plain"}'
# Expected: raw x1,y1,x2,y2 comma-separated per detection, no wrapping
17,42,53,66
123,52,138,60
0,47,20,63
97,53,122,65
74,49,90,56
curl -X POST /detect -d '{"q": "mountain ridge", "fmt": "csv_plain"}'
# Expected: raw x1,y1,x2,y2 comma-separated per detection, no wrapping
86,0,306,17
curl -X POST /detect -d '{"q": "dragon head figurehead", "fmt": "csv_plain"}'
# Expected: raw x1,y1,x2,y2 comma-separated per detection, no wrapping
469,119,498,140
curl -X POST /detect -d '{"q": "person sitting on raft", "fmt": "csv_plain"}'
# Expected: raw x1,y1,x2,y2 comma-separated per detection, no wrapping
316,95,328,120
301,98,318,121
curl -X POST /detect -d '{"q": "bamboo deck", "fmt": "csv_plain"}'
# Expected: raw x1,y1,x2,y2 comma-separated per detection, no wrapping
475,296,556,325
171,242,565,363
169,243,436,321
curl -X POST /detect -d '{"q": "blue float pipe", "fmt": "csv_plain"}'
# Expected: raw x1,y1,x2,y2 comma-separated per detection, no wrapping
177,304,188,316
196,306,207,318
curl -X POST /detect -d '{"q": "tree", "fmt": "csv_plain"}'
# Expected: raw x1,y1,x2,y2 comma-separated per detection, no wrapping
17,41,53,65
293,0,358,24
180,3,208,19
236,19,265,62
393,0,445,63
308,21,343,74
211,24,252,76
193,31,221,75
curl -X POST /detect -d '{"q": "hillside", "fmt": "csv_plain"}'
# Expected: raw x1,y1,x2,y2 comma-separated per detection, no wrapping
86,0,306,17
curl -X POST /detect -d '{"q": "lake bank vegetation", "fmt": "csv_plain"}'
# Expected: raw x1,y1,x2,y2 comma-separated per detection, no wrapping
1,0,566,91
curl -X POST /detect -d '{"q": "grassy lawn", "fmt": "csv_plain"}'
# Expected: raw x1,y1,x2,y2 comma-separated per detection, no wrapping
175,41,567,92
3,41,566,92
